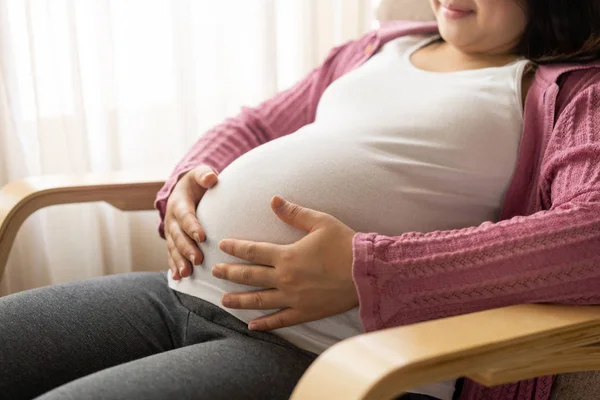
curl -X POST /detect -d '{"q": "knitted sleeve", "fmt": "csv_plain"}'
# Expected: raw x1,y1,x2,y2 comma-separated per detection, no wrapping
352,83,600,332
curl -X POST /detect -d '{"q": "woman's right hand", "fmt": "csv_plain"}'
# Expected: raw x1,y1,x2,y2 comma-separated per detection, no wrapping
164,165,219,280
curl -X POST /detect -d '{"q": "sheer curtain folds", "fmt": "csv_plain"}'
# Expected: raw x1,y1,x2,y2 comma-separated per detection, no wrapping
0,0,374,295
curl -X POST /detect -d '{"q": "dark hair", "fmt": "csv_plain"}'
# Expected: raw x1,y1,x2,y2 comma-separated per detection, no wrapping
516,0,600,64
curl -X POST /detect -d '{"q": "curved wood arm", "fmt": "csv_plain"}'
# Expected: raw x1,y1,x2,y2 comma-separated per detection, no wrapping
0,171,166,281
291,304,600,400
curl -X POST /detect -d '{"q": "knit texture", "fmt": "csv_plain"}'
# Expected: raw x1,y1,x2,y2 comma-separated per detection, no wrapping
155,22,600,400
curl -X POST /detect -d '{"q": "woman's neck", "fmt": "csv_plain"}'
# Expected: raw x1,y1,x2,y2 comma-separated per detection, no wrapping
410,37,534,109
412,39,522,73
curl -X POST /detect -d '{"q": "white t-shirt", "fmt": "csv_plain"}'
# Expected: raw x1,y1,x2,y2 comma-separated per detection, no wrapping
169,35,529,400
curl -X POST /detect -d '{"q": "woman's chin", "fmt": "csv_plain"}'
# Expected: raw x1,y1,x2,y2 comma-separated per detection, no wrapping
437,24,476,51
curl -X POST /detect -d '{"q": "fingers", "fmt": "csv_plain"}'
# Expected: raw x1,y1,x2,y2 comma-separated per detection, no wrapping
248,309,305,331
212,264,276,288
192,166,219,189
173,168,213,243
165,215,201,278
168,236,193,278
270,196,326,232
164,164,218,279
172,225,202,269
221,289,286,311
167,230,200,278
176,207,206,244
168,254,181,281
218,239,280,266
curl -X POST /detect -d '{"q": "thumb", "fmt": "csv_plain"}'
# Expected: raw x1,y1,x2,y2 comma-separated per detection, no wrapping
271,196,323,232
192,166,219,189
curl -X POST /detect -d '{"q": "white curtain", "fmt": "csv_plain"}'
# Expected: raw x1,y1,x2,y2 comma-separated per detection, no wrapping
0,0,375,295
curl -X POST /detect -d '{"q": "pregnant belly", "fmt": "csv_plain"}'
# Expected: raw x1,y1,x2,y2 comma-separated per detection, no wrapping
167,125,495,355
168,131,381,354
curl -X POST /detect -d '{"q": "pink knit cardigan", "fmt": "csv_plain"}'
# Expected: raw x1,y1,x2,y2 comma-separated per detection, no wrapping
155,22,600,400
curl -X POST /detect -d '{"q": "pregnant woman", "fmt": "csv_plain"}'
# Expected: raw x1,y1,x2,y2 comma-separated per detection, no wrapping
2,1,600,400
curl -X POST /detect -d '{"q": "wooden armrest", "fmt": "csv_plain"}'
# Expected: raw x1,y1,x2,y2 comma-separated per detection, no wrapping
291,304,600,400
0,171,166,281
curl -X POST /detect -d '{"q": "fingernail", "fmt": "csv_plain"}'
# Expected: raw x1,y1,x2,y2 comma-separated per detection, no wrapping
189,254,197,265
248,323,258,331
193,233,201,243
212,266,223,278
222,295,232,307
202,172,215,184
273,196,286,208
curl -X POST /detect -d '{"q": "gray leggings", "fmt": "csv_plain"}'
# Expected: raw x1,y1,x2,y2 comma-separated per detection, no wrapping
0,272,317,400
0,272,440,400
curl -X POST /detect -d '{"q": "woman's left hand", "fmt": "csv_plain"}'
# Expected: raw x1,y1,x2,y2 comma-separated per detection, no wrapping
213,196,359,331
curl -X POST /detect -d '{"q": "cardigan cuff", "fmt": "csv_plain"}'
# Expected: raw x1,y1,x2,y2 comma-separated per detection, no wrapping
352,232,381,333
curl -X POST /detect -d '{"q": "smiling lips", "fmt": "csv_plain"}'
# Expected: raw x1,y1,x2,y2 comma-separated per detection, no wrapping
440,2,475,19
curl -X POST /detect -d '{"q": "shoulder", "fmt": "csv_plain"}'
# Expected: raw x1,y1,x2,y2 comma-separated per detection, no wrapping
551,71,600,143
327,20,438,59
321,30,377,72
536,63,600,118
324,21,438,78
555,72,600,137
559,68,600,109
